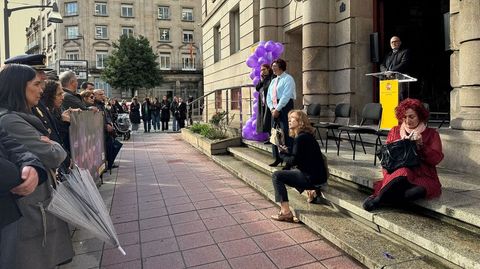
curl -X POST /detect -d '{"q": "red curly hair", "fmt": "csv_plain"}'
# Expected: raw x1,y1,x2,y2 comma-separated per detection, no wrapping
395,98,429,123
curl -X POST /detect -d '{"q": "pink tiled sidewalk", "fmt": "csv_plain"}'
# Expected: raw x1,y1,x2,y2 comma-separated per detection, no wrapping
61,133,365,269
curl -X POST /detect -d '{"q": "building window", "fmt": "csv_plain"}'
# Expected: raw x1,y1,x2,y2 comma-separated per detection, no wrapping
42,17,46,29
182,8,194,21
65,2,78,16
95,26,108,39
121,4,133,17
121,27,134,37
53,29,57,45
229,8,240,54
94,77,111,97
95,2,107,15
66,26,79,39
96,51,108,69
42,36,46,50
159,28,170,41
47,12,52,26
182,30,193,43
47,33,52,47
231,88,241,110
182,54,195,70
213,24,220,63
215,91,222,109
66,51,79,60
158,6,170,19
159,53,171,70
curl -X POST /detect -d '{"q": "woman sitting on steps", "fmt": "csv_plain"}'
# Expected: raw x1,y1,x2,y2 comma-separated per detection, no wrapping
271,110,328,222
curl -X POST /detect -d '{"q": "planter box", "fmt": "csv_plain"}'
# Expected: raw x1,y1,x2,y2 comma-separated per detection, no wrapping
181,128,241,157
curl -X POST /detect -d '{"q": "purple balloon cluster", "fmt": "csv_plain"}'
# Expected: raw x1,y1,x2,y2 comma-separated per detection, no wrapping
243,41,284,141
246,40,284,86
242,91,270,141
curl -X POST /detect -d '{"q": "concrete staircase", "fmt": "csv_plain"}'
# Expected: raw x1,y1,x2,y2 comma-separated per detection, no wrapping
207,139,480,269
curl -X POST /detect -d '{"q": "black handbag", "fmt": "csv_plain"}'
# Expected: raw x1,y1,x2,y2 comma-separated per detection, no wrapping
376,139,420,173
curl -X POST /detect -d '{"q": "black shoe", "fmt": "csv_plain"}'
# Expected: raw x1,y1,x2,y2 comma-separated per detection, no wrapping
363,196,380,211
269,159,283,167
110,164,119,169
264,141,272,145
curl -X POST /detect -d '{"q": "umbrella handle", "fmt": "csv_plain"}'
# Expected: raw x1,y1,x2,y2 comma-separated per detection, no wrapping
118,246,126,255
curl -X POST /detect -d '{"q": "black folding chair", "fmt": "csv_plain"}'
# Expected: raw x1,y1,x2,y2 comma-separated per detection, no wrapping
306,103,321,124
313,103,351,152
337,103,383,160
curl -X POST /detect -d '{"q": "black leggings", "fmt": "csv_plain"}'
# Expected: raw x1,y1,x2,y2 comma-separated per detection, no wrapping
376,176,426,205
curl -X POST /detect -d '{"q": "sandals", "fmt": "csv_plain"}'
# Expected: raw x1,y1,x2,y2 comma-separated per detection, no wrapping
271,211,294,222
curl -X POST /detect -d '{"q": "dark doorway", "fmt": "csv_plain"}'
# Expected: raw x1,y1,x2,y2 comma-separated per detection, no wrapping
377,0,451,112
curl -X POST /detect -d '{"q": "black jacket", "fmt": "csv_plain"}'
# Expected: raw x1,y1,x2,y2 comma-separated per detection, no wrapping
380,47,410,73
283,132,327,184
62,89,88,111
129,102,141,124
0,128,47,228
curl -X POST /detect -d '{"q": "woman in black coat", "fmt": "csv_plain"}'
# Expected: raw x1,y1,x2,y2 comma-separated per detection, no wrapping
255,63,274,134
160,96,171,131
177,97,187,129
271,110,328,222
141,97,152,132
129,97,141,131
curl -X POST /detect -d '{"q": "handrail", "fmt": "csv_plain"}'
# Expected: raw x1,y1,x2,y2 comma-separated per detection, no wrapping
186,84,255,133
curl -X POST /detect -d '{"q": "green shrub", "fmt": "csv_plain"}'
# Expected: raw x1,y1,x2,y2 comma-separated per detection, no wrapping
190,123,207,134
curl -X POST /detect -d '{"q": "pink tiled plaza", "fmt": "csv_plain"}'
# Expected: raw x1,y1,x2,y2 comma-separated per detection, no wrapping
61,133,365,269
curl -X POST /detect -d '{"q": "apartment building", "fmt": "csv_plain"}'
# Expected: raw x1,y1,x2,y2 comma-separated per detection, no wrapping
25,0,203,99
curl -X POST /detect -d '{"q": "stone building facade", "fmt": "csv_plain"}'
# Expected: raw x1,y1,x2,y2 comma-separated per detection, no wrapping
201,0,480,175
25,0,203,99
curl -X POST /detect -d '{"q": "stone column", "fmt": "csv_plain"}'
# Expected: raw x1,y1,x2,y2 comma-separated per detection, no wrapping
302,0,330,108
259,0,278,41
450,0,480,130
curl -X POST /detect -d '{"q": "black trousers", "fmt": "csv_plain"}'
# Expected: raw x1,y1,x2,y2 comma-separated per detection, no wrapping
271,99,294,161
272,169,319,203
161,120,169,131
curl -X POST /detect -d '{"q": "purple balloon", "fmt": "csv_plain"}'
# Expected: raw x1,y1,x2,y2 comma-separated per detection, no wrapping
253,91,260,98
249,70,256,80
265,52,273,62
257,57,268,65
254,67,261,76
275,42,284,55
252,76,260,85
255,46,266,58
252,119,257,127
253,103,258,111
246,55,258,68
264,41,276,52
258,41,266,47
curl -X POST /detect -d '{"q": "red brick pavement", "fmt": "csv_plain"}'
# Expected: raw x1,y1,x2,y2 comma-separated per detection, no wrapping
61,133,365,269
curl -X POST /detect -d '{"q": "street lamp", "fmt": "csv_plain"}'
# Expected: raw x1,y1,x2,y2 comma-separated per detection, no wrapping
3,0,63,59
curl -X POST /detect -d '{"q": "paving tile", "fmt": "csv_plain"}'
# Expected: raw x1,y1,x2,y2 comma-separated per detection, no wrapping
105,231,139,248
138,200,165,211
203,215,238,230
218,238,262,259
198,207,229,219
137,193,164,204
213,188,239,198
189,192,216,202
320,255,364,269
194,198,222,210
114,221,139,235
292,262,328,269
177,231,215,250
139,215,170,230
140,226,175,243
228,253,277,269
284,227,321,244
169,211,201,224
137,188,161,197
253,231,297,251
111,211,139,224
101,244,140,266
217,195,247,206
167,203,196,214
301,240,342,260
110,204,138,215
242,192,265,202
231,210,266,224
139,206,168,219
241,219,280,236
248,199,276,210
141,237,179,258
210,225,248,243
224,203,256,214
267,245,316,268
172,219,207,236
103,259,142,269
164,196,191,206
189,260,231,269
234,187,255,195
143,252,185,269
182,245,225,267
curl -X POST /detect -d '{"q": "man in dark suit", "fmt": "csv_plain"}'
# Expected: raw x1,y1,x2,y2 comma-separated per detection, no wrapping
380,36,411,100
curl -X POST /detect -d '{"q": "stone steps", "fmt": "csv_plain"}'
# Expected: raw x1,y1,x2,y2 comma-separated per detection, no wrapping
223,143,480,269
211,154,441,269
243,139,480,231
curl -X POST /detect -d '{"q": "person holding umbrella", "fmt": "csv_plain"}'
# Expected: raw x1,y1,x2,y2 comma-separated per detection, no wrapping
0,64,74,268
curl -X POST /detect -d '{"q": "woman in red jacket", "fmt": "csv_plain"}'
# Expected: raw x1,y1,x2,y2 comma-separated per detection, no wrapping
363,98,444,211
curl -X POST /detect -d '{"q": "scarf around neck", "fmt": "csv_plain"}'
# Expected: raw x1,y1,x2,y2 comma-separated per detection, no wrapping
400,121,426,139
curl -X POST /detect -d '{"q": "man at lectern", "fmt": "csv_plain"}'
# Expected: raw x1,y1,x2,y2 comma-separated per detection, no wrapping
380,36,411,100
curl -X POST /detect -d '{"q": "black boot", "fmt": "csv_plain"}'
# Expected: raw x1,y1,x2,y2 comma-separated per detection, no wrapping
363,196,380,211
269,159,283,167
